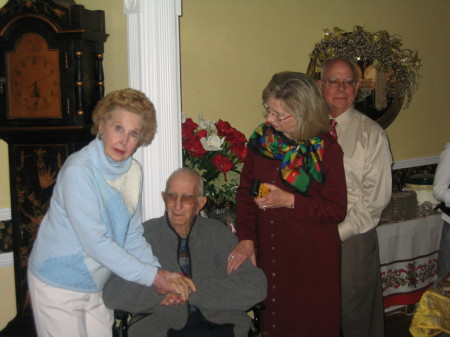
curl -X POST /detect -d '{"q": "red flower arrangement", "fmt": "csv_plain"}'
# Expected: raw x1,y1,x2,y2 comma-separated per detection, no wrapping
182,114,248,210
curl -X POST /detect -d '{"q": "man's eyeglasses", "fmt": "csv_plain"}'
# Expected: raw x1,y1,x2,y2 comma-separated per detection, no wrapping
263,104,292,122
322,79,356,89
164,192,200,205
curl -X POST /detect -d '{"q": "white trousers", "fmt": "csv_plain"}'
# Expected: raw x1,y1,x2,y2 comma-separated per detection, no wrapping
28,270,113,337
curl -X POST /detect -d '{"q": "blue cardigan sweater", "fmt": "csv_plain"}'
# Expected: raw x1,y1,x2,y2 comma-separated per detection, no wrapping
29,137,160,292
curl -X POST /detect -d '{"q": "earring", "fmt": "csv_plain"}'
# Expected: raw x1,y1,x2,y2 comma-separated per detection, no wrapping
98,133,103,140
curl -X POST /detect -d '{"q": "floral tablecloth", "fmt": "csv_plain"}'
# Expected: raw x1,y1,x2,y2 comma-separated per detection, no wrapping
377,213,443,308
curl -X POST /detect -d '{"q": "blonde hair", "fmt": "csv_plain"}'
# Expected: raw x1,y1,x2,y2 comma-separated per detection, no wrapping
91,88,157,146
262,72,329,140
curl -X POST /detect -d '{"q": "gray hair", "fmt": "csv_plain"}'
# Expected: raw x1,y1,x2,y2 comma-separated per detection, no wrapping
320,58,359,80
165,168,204,196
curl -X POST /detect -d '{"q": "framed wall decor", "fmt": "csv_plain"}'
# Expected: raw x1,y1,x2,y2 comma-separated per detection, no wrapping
307,26,421,129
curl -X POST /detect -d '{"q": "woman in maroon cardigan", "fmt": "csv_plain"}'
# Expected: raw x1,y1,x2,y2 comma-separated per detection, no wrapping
227,72,347,337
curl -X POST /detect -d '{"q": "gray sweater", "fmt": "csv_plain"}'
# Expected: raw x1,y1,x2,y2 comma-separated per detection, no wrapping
103,214,267,337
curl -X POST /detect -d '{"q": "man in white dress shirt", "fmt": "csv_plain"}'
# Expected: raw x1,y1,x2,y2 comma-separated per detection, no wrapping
433,142,450,279
319,58,393,337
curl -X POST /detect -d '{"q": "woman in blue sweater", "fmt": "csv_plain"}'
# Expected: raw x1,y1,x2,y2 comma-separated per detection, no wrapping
28,88,195,337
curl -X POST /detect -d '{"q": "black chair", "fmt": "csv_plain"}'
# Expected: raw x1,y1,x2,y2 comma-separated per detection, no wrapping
112,302,265,337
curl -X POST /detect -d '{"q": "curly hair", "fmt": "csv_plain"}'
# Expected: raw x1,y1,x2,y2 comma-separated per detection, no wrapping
91,88,157,146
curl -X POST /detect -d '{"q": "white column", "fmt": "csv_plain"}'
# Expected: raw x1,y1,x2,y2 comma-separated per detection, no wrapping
123,0,182,220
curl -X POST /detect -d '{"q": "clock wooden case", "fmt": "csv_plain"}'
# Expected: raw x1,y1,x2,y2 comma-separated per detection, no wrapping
0,0,109,129
0,1,108,336
7,32,62,119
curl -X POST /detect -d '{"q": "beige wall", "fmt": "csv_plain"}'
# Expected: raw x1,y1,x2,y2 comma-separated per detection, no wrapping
179,0,450,160
1,0,449,328
0,141,9,209
0,265,16,329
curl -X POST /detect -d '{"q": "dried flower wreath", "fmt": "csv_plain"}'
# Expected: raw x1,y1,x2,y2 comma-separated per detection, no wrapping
308,26,421,108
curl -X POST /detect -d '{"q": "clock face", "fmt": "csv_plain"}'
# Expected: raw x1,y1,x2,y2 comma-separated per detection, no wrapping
6,33,62,119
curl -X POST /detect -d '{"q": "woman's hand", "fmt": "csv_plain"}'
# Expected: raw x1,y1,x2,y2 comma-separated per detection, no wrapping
153,269,197,302
227,240,256,274
254,183,295,210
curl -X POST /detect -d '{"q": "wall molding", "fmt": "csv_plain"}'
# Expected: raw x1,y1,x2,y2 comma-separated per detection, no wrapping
0,207,11,221
0,252,13,268
393,156,440,170
0,207,13,268
124,0,183,220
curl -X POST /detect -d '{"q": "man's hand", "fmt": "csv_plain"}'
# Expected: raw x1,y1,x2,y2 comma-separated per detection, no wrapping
153,269,196,302
159,293,186,306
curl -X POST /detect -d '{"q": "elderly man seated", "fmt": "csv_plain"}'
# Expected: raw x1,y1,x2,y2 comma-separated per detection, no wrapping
103,168,267,337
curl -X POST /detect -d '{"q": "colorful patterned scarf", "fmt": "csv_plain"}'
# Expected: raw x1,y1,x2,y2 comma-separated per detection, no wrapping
248,122,325,194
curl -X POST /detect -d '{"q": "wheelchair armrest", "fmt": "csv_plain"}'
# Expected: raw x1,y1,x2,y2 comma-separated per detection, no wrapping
246,302,265,337
113,310,130,337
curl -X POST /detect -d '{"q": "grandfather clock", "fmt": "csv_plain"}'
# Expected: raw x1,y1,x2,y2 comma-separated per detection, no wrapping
0,1,108,335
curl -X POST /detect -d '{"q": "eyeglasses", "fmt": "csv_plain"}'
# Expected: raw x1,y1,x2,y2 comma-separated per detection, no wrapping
322,79,356,89
164,192,200,205
263,104,292,122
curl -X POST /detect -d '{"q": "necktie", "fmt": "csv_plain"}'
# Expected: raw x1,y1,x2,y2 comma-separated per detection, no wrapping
329,119,338,139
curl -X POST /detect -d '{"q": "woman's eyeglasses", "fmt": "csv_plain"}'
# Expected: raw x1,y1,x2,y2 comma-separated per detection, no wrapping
164,192,199,205
263,104,292,122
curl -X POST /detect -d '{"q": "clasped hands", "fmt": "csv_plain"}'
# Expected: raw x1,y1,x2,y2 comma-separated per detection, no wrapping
153,269,196,306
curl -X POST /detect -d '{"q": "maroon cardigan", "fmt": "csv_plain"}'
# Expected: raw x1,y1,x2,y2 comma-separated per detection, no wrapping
236,132,347,337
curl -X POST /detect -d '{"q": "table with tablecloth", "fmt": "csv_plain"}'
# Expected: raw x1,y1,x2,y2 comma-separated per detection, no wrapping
377,213,444,309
